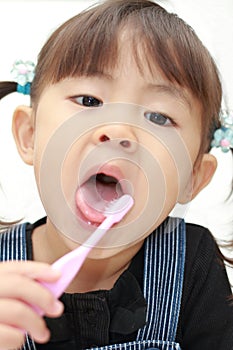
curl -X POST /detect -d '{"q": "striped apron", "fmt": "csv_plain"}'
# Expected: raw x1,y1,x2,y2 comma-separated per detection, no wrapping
0,217,186,350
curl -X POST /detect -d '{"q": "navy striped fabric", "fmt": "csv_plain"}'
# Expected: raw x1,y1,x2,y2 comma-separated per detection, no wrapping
0,223,27,260
137,218,185,342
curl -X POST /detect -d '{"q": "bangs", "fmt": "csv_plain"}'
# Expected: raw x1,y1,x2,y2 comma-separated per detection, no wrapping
32,1,219,101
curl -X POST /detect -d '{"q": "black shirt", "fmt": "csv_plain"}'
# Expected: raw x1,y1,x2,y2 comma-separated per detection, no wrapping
25,218,233,350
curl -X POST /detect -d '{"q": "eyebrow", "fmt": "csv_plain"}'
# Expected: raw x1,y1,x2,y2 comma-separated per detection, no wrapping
147,83,192,111
85,71,113,81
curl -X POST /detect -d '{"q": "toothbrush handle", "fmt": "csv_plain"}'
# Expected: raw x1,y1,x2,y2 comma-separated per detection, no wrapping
36,221,111,309
83,216,113,246
42,245,91,298
51,221,112,290
33,245,91,316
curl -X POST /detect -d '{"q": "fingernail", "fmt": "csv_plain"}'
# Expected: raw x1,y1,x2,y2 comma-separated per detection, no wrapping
51,300,64,314
39,328,50,342
47,267,61,277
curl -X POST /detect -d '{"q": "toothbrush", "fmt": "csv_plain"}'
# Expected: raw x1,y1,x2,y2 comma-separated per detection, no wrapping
36,194,134,311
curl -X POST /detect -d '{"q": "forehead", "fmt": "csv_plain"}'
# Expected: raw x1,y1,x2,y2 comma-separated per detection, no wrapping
99,30,196,112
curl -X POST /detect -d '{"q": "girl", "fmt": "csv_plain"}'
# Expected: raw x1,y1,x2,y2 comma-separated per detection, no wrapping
0,0,233,349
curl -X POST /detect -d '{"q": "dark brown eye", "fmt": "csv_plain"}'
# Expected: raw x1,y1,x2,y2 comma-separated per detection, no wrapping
75,95,103,107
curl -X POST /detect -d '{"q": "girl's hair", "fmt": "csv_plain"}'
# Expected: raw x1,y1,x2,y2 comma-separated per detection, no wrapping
0,0,221,153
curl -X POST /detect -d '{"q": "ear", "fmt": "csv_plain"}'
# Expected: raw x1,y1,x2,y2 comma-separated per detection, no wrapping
12,105,35,165
179,153,217,204
191,153,217,200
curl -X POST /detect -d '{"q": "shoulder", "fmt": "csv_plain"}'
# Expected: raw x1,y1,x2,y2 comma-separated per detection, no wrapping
184,221,222,281
185,221,218,257
185,221,216,242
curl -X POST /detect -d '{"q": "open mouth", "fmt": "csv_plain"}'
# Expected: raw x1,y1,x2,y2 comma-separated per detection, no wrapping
75,169,124,225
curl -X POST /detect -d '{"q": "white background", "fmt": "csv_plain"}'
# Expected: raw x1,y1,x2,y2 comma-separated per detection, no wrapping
0,0,232,253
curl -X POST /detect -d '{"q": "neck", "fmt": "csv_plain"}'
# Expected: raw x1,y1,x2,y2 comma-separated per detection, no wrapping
66,254,130,293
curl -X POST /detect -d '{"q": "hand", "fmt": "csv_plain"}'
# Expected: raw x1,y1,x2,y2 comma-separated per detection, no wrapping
0,261,64,350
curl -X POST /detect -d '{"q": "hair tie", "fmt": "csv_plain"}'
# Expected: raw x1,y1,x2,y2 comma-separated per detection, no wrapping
11,60,35,95
211,111,233,152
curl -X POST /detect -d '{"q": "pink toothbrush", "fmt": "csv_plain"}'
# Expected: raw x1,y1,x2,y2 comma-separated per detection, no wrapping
37,194,134,309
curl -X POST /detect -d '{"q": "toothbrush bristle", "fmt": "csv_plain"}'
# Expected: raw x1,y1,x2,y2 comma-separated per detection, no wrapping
105,194,134,216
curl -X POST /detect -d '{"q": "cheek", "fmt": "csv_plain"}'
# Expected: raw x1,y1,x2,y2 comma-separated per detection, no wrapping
180,117,202,162
32,104,69,185
60,136,90,203
138,128,194,213
154,149,179,202
157,153,180,206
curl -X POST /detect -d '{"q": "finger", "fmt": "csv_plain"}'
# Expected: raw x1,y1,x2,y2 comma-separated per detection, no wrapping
0,299,50,344
0,274,63,316
0,261,61,282
0,323,25,350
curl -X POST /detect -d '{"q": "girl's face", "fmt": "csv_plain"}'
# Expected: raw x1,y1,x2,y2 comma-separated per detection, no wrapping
13,43,216,258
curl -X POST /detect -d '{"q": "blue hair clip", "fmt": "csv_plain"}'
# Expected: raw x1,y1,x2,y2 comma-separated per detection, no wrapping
16,82,31,95
11,60,35,96
211,112,233,152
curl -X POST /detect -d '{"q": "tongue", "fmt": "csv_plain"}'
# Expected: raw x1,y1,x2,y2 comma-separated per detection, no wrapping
75,177,120,224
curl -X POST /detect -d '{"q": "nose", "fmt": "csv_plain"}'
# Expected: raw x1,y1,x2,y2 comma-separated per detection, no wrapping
92,124,138,153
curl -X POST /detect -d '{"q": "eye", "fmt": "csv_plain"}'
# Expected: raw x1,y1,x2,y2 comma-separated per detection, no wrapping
144,111,173,126
73,95,103,107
